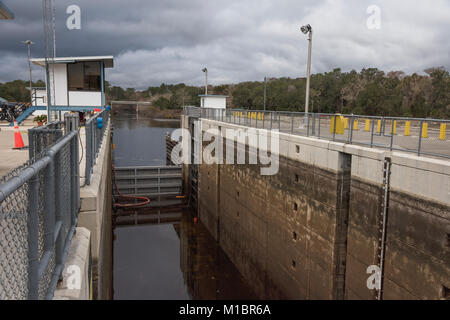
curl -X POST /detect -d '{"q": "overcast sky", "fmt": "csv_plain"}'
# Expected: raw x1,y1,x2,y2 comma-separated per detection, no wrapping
0,0,449,89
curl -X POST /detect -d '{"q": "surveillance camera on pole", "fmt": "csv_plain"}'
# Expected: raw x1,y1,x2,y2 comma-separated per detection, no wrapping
202,67,208,95
300,24,312,127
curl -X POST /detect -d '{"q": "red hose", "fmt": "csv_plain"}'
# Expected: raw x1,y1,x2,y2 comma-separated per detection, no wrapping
112,164,150,208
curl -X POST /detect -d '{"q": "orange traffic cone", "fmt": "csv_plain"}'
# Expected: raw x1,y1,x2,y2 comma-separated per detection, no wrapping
13,120,25,150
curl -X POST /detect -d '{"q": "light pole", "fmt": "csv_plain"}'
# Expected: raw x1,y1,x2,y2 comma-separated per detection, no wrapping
202,67,208,95
301,24,312,116
23,40,34,105
263,76,267,111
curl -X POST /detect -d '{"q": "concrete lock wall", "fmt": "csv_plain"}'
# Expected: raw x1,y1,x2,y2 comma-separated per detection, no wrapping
78,124,113,300
192,117,450,300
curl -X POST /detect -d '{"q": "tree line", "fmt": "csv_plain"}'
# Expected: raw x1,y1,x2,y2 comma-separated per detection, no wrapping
2,67,449,118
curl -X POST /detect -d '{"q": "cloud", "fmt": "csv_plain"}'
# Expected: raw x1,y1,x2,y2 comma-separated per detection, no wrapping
0,0,449,89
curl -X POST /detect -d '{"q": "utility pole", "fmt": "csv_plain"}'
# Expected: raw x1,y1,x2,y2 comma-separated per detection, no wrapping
263,76,267,111
23,40,34,105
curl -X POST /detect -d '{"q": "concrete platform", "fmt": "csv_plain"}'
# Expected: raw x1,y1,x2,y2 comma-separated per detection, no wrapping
0,125,32,177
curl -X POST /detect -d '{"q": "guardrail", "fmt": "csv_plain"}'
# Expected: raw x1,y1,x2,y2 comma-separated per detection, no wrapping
185,107,450,159
0,129,80,300
85,109,110,185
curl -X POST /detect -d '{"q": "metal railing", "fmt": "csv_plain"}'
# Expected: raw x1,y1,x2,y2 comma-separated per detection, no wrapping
185,107,450,159
0,125,80,300
85,110,110,185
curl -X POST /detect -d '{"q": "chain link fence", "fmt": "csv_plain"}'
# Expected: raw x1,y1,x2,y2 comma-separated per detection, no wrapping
85,110,110,185
28,121,65,161
0,116,80,300
189,107,450,159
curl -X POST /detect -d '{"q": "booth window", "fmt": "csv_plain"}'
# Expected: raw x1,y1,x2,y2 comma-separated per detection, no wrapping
68,61,102,91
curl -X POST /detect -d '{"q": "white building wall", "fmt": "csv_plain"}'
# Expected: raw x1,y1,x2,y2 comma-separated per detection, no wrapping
50,64,68,106
201,97,227,109
68,91,102,106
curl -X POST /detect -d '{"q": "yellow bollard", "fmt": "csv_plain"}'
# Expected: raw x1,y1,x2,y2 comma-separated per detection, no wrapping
377,120,381,133
440,124,446,140
422,123,428,138
344,118,348,129
393,120,397,135
330,115,345,134
353,120,358,131
405,121,411,136
365,119,370,131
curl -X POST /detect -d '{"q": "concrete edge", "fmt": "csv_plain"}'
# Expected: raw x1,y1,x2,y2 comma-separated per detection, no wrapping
53,227,91,300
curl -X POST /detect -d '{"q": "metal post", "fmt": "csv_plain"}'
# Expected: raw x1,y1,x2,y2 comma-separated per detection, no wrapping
262,111,265,129
332,116,336,141
45,61,52,121
278,112,281,131
418,121,423,156
270,112,273,130
54,150,64,266
43,161,55,252
349,116,354,143
28,129,35,160
291,113,294,133
24,40,34,106
389,119,394,151
307,113,310,137
370,118,375,148
85,121,92,185
27,174,39,300
263,76,267,111
304,28,312,117
101,61,105,106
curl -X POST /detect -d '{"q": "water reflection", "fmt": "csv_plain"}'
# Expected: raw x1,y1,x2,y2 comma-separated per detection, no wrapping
113,211,256,300
112,110,179,167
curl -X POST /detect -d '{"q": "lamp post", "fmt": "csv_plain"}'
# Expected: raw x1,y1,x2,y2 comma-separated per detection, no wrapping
202,67,208,95
23,40,34,105
263,76,267,111
300,24,312,116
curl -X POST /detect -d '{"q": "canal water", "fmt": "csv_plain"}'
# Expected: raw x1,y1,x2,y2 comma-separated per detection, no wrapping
112,107,256,300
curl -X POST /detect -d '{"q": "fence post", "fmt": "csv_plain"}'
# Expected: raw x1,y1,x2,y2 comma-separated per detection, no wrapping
291,113,294,133
28,129,35,160
71,134,79,225
43,160,55,252
370,118,375,147
312,113,316,136
27,174,39,300
349,116,354,143
307,113,310,137
54,150,64,266
418,120,423,156
85,121,92,185
278,112,281,131
270,112,273,130
318,114,321,138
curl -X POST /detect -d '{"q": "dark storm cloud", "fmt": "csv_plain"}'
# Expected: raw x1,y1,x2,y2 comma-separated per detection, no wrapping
0,0,449,89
